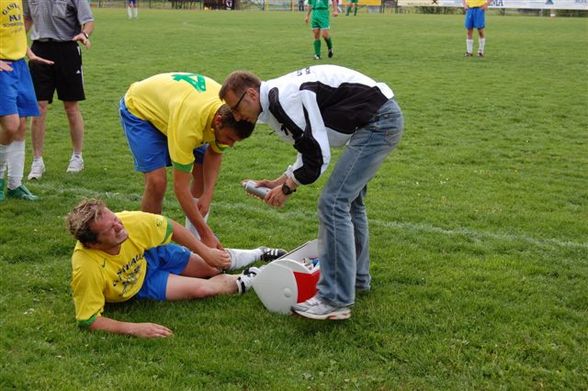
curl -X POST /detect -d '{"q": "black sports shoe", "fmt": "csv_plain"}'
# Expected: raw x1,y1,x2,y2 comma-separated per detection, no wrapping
236,266,260,294
259,247,287,262
328,48,333,58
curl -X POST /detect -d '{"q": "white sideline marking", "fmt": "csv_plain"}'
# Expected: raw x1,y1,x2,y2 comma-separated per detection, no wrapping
32,182,588,251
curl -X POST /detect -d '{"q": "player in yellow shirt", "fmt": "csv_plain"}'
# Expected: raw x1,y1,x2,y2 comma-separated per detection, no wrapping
120,73,255,250
67,198,286,338
463,0,491,57
0,0,52,202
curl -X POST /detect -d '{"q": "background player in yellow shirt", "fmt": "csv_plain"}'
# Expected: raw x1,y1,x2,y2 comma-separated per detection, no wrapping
67,199,285,338
463,0,491,57
120,73,255,250
0,0,52,201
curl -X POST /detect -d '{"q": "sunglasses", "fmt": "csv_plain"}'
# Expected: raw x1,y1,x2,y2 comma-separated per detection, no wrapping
230,90,247,112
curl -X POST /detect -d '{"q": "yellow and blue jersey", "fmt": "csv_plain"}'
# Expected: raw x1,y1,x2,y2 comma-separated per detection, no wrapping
124,73,225,172
70,211,173,328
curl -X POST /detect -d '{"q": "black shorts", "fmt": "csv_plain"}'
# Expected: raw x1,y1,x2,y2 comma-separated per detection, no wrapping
29,41,85,103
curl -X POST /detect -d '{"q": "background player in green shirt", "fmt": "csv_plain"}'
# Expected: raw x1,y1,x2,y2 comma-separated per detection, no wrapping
346,0,358,16
305,0,338,60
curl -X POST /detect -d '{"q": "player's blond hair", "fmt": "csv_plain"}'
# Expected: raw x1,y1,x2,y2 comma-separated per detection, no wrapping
66,199,106,246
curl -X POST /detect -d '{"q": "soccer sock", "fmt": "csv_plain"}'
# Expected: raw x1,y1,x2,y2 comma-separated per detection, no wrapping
7,140,24,189
313,39,321,57
478,38,486,53
466,39,474,54
133,7,138,17
354,5,358,15
325,37,333,50
226,248,264,271
127,7,132,18
0,144,6,179
346,5,351,15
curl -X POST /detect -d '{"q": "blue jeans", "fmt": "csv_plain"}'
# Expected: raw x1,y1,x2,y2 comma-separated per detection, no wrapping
316,98,403,307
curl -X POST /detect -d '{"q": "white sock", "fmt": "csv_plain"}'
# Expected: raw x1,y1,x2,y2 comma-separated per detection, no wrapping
7,140,24,189
478,38,486,53
0,144,6,179
226,248,264,271
466,39,474,54
127,7,132,18
72,152,82,159
133,7,138,17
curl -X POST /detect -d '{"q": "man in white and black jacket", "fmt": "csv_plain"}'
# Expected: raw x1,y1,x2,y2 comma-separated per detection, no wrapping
220,65,404,320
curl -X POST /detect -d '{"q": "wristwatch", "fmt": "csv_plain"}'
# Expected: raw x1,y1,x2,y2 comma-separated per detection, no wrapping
281,183,296,195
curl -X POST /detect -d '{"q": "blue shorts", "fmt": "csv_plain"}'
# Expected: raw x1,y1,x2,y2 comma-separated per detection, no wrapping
0,59,39,117
136,244,191,301
465,7,485,30
119,98,208,172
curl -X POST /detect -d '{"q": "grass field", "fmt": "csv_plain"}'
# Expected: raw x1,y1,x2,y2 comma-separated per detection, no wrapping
1,8,587,390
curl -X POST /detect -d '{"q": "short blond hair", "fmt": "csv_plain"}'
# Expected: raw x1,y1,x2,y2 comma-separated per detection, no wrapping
66,199,106,246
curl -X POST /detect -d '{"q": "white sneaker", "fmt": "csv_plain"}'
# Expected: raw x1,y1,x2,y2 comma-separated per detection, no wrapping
292,295,351,320
66,155,84,173
27,158,46,180
236,267,260,295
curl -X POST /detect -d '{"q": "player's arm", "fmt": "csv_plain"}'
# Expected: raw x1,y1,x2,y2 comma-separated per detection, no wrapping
173,168,222,249
198,147,222,217
89,316,173,338
462,0,468,9
305,2,312,23
169,219,230,269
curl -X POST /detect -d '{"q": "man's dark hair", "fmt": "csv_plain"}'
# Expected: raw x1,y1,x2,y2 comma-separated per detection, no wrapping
219,70,261,100
218,104,255,139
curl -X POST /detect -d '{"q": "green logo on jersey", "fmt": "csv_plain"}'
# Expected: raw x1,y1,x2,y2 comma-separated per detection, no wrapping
171,73,207,92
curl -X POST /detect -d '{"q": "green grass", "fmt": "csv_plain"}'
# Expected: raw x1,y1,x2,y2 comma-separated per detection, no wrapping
1,9,587,390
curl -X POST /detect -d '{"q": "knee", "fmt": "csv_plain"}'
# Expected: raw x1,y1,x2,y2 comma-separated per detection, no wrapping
63,102,81,116
318,192,340,220
1,116,20,136
144,175,167,197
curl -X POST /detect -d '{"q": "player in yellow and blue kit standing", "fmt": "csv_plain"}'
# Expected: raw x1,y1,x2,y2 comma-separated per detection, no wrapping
119,73,254,250
463,0,491,57
305,0,339,60
0,0,52,202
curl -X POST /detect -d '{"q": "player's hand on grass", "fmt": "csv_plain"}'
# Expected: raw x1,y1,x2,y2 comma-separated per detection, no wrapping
132,322,173,338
